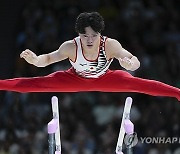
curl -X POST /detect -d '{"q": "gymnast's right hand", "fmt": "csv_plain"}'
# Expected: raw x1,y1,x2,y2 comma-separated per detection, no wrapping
20,49,38,65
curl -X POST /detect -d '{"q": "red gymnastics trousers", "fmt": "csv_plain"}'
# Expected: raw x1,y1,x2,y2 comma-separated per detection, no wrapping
0,68,180,101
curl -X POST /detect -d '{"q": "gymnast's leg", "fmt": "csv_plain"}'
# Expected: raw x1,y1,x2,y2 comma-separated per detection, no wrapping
0,70,92,93
94,70,180,101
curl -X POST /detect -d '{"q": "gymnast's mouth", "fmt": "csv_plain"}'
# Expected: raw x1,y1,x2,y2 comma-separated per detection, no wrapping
87,45,93,48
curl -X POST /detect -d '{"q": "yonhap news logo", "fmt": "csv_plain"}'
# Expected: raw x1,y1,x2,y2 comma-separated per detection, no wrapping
140,137,180,144
124,133,138,148
124,133,180,147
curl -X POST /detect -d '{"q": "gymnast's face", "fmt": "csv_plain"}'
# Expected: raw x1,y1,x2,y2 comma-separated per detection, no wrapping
79,26,100,50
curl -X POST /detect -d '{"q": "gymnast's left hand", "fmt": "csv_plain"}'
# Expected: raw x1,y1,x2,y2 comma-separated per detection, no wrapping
119,57,133,70
119,56,140,71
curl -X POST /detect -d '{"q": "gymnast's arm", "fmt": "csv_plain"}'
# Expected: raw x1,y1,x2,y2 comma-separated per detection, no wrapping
106,38,140,71
20,40,76,67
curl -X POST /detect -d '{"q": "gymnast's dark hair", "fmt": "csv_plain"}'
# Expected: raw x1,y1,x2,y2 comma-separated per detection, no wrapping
75,12,105,34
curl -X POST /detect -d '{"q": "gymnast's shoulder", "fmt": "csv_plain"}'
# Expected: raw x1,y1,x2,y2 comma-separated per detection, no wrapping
105,38,123,48
105,38,124,58
59,40,76,51
57,40,76,60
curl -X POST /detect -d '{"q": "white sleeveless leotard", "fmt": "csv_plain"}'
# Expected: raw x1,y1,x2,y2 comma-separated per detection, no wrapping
69,36,113,78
